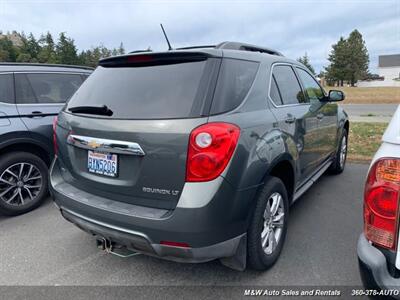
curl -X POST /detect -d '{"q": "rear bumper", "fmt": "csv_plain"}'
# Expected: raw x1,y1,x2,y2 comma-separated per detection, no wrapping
357,234,400,295
50,157,254,263
60,208,245,263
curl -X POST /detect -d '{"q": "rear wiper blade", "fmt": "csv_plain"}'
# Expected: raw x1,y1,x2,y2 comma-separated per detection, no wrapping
68,105,113,116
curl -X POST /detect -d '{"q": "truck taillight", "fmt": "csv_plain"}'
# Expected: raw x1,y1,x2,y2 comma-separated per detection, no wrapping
53,116,58,155
364,158,400,250
186,123,240,182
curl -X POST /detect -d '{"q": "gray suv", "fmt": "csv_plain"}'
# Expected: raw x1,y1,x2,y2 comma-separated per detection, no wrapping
0,63,91,216
50,42,349,270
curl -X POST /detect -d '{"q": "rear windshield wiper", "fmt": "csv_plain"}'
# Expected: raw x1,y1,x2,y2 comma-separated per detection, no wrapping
68,105,113,116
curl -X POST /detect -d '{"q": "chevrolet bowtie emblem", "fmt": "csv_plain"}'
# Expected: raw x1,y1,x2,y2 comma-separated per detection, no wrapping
87,140,101,149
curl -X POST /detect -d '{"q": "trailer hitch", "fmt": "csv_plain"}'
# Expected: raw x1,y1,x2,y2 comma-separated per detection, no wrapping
96,237,141,258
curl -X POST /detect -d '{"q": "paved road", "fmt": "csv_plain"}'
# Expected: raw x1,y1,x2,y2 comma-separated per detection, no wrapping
0,164,368,298
341,104,398,123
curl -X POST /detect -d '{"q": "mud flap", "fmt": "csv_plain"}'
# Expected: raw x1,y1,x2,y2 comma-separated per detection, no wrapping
219,234,247,271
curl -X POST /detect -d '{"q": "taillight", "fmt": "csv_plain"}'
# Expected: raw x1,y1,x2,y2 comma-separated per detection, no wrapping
52,116,58,155
186,122,240,182
364,158,400,250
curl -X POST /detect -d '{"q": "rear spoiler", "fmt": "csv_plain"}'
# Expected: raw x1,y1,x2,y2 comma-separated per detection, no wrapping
99,52,212,68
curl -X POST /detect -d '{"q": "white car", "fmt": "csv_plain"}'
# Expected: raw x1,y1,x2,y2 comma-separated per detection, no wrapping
358,105,400,295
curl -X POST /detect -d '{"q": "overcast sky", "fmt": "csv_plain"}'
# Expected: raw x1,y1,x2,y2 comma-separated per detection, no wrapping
1,0,399,72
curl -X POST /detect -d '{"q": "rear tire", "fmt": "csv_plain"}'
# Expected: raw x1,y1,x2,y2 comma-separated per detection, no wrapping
329,128,348,174
0,152,48,216
247,176,289,270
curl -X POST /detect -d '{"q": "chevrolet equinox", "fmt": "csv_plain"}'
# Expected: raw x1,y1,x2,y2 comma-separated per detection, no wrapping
50,42,349,270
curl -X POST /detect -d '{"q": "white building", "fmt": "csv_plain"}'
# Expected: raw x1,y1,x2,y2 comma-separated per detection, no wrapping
358,54,400,87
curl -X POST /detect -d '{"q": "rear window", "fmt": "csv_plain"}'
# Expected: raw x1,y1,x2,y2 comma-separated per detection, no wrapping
210,59,259,114
66,61,210,119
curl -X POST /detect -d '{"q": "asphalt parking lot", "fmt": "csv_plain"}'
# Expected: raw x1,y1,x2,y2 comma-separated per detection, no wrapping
0,164,367,297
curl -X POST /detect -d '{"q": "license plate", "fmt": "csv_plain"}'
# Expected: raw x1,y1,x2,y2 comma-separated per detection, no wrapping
87,151,118,177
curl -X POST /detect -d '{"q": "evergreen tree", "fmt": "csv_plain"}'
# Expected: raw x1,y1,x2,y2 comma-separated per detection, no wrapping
38,32,57,63
56,32,79,65
346,29,369,86
297,53,316,75
111,48,119,56
77,50,88,66
325,30,369,86
0,37,17,61
325,37,350,86
26,33,40,62
99,45,112,58
118,42,125,55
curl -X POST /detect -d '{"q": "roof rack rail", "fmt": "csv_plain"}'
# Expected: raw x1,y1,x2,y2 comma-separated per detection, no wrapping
0,62,93,70
176,45,216,50
216,41,283,56
174,42,283,56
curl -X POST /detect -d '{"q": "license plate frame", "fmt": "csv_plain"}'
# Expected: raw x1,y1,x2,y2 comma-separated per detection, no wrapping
87,150,118,178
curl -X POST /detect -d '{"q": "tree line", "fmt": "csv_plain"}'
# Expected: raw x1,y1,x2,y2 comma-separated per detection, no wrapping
0,31,125,68
1,29,370,86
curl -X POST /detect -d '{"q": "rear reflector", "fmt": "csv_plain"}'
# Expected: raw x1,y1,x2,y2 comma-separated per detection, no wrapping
160,241,191,248
364,158,400,250
186,122,240,182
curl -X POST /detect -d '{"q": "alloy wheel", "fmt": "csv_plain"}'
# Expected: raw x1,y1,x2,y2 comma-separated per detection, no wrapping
0,163,42,206
339,135,347,169
261,192,285,255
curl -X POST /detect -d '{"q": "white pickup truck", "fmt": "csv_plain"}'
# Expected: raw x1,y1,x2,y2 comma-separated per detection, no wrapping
358,105,400,295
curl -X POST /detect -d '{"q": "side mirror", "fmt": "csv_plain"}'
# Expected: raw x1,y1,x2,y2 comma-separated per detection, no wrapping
327,90,345,102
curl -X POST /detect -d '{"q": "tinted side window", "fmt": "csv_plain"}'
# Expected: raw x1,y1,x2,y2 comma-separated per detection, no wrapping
269,75,283,105
273,65,305,105
15,74,36,103
0,74,14,104
210,59,259,114
296,68,324,101
15,73,83,104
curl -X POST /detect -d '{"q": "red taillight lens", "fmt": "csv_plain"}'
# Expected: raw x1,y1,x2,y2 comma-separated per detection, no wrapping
364,158,400,250
52,116,58,155
186,122,240,182
127,54,153,63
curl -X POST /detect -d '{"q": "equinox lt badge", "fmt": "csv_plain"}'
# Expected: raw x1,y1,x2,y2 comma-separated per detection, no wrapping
142,187,180,196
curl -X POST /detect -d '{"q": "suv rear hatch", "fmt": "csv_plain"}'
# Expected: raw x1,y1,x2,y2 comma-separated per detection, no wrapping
55,51,259,210
56,52,220,210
